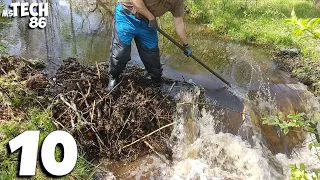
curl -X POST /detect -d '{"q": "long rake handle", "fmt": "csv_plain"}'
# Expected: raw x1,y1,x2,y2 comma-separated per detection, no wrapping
158,28,231,87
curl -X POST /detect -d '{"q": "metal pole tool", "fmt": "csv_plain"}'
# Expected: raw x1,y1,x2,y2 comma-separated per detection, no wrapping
158,28,231,87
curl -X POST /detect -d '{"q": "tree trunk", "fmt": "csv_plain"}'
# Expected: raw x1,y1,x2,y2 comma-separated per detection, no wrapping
316,0,320,9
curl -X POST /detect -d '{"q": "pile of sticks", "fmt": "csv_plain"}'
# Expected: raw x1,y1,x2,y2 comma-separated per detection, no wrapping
51,58,176,161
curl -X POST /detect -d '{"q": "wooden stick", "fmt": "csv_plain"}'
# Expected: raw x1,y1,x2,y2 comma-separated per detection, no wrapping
158,28,231,87
0,68,7,74
157,82,176,108
122,122,176,149
143,141,169,165
90,100,96,123
95,61,101,80
118,111,132,138
53,120,72,134
85,80,92,98
59,94,106,151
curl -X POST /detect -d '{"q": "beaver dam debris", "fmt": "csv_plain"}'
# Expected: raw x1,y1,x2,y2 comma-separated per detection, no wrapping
0,56,49,121
0,56,177,161
52,58,176,160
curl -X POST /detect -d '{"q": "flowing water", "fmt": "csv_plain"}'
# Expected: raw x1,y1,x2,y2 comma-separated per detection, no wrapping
1,0,320,179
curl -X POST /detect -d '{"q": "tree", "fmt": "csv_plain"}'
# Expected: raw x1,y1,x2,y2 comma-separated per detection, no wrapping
316,0,320,9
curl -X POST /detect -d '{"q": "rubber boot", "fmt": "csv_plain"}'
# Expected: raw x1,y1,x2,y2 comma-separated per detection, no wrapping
107,76,119,92
151,77,163,88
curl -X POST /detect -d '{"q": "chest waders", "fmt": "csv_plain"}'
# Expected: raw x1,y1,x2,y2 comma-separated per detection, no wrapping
109,3,163,82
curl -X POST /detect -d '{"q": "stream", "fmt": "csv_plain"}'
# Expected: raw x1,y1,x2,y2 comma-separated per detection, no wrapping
1,0,320,179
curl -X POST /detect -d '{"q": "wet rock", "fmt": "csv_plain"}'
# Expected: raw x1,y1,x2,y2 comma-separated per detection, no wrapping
92,170,116,180
279,48,301,58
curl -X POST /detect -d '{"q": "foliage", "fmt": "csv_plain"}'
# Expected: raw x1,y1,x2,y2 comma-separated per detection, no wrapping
289,163,320,180
0,60,95,179
263,112,320,179
185,0,320,59
0,76,36,109
0,3,8,54
0,109,95,179
285,9,320,39
262,112,319,134
0,3,8,26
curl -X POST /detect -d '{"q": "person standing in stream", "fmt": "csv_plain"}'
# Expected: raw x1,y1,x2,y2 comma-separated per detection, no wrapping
107,0,192,91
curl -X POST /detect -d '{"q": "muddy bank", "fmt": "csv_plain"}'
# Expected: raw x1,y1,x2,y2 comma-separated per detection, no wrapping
0,56,177,162
273,49,320,95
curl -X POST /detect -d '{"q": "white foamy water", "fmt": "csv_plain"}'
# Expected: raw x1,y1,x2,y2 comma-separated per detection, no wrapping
98,83,320,180
168,87,284,179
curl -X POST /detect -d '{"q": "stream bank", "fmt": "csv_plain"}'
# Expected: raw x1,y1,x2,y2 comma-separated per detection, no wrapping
184,0,320,97
273,49,320,96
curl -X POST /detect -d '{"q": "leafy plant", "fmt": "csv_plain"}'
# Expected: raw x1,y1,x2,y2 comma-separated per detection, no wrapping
262,112,318,134
263,112,320,179
285,9,320,39
289,163,320,180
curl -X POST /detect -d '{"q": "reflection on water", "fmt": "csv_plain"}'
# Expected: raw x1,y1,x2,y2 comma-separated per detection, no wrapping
1,0,295,89
1,0,112,74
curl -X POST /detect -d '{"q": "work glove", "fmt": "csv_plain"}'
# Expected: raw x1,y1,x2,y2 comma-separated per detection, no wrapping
148,18,158,30
183,44,192,57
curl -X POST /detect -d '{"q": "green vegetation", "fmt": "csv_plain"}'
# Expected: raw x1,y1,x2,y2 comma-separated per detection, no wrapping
263,112,320,179
186,0,320,58
262,112,320,134
289,163,320,180
0,4,7,27
0,3,8,53
0,58,95,179
285,9,320,39
0,109,94,179
262,12,320,177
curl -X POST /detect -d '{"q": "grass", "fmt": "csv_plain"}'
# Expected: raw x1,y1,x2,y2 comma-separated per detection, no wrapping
0,58,96,179
185,0,320,59
0,3,8,54
0,108,95,179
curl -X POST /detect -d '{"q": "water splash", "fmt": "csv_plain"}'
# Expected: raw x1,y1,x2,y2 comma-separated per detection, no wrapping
167,86,285,179
166,84,319,179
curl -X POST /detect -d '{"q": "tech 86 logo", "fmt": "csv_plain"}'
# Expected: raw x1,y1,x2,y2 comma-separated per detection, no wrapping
1,2,48,29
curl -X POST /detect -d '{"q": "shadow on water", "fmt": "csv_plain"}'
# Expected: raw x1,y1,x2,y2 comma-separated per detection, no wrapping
1,0,320,177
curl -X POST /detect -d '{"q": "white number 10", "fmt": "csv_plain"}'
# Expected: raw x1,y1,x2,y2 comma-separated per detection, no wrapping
9,131,78,176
